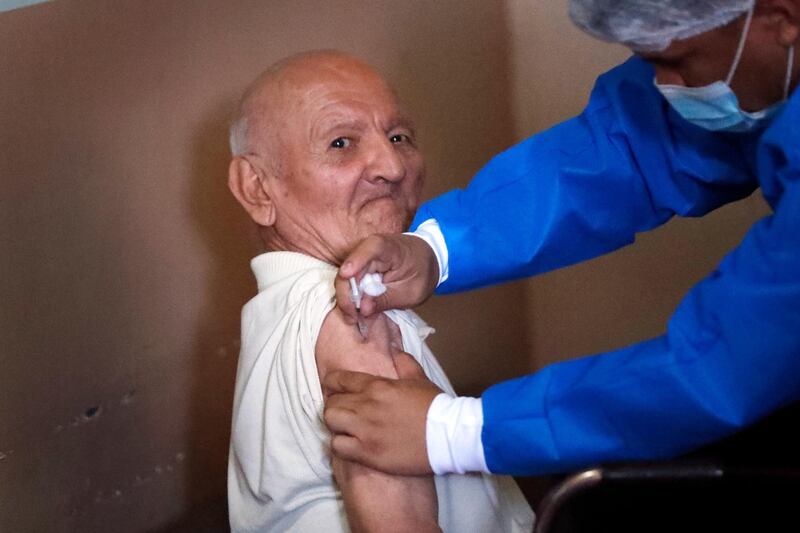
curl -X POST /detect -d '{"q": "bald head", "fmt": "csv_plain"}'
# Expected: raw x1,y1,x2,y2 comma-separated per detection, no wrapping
229,51,395,165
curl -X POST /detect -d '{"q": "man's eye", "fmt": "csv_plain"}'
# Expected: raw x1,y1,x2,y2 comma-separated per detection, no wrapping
330,137,351,149
389,134,410,144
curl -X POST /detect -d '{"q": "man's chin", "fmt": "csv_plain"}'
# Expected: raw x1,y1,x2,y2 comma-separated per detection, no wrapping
358,203,411,235
358,222,404,239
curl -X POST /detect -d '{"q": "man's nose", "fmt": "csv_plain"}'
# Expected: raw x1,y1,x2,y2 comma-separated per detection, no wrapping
365,136,405,183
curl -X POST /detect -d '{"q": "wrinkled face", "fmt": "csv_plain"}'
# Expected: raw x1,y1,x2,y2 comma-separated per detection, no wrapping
263,65,424,263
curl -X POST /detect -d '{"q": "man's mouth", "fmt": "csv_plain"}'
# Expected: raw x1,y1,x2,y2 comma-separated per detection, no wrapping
361,193,396,207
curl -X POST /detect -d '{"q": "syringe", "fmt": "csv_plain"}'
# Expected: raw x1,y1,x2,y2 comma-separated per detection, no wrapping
348,277,369,339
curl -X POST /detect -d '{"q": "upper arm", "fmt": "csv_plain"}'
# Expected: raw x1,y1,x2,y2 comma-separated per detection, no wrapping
315,308,440,532
315,307,401,390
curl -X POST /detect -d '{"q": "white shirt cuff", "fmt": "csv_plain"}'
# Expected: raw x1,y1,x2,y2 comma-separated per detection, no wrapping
425,393,489,475
404,218,449,286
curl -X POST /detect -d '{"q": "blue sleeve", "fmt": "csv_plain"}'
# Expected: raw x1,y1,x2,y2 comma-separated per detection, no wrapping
412,57,759,294
479,100,800,476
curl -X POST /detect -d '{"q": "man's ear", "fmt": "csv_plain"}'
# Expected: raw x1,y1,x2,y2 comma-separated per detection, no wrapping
228,157,277,227
766,0,800,46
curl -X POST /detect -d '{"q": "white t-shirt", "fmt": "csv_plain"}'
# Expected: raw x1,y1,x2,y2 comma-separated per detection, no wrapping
228,251,535,532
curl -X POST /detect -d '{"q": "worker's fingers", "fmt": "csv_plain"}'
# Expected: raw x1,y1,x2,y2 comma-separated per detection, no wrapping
323,369,380,395
358,294,377,316
339,235,397,280
336,235,398,319
393,351,427,380
338,234,438,319
359,290,394,317
330,434,367,464
334,277,358,324
323,390,362,413
358,297,373,316
323,402,362,435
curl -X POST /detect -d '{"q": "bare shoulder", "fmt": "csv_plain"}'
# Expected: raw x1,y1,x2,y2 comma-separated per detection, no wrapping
315,307,403,395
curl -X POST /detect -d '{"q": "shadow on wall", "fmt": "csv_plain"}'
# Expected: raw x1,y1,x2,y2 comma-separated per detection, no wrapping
167,101,259,530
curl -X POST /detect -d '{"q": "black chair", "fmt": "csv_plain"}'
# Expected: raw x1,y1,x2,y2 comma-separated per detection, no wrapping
533,402,800,533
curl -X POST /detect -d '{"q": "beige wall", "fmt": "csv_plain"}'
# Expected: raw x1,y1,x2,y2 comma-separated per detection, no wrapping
0,0,522,531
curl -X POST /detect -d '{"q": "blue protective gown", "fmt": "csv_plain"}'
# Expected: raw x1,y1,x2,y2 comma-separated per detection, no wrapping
411,57,800,476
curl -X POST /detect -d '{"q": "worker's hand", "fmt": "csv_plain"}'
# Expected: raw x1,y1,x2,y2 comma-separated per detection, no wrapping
323,351,442,476
336,234,439,322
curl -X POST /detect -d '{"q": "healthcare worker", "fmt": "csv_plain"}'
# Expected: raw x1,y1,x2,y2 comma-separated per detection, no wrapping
323,0,800,477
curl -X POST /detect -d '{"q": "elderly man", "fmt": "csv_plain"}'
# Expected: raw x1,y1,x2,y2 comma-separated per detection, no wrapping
225,51,534,532
324,0,800,478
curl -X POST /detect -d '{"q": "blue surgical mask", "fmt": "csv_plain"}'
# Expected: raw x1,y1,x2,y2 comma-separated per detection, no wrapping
654,7,795,133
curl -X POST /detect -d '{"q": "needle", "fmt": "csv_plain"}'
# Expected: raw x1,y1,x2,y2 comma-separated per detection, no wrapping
349,277,368,339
